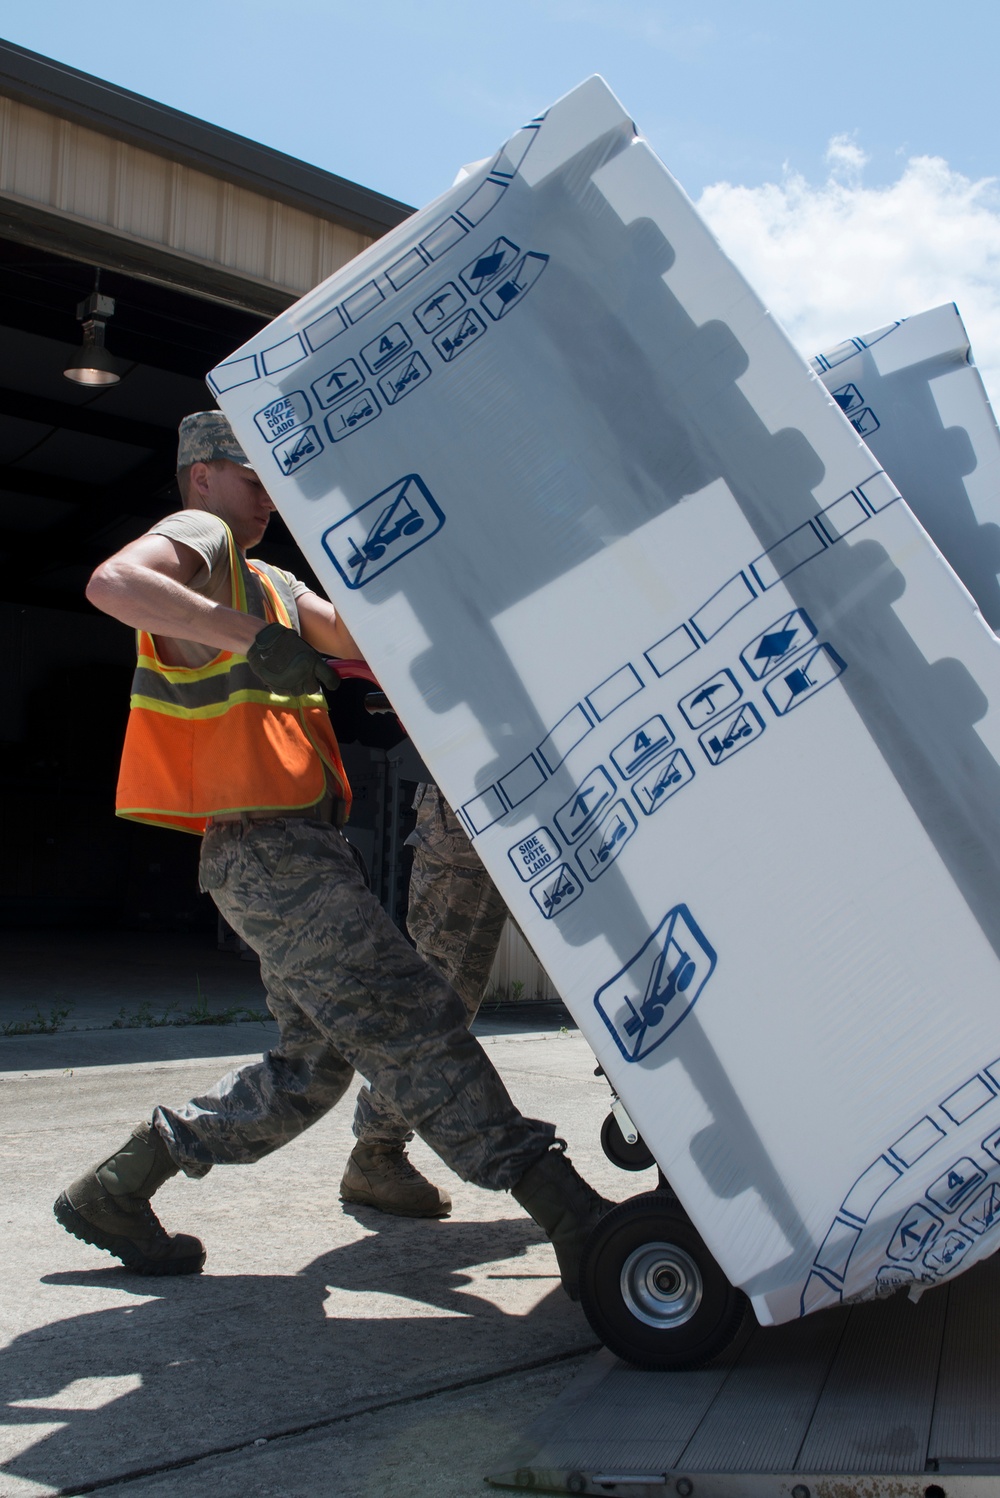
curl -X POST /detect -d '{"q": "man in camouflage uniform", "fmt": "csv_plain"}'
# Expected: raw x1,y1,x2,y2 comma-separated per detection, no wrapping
343,782,514,1216
54,411,609,1302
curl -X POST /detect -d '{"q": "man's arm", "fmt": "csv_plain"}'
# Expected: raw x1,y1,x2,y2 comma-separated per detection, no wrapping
295,590,364,662
86,534,266,654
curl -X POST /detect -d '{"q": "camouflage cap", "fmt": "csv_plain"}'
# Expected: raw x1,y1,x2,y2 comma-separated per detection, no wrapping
177,410,254,471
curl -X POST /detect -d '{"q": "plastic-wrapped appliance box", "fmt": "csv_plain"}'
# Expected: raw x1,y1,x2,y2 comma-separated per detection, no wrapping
814,303,1000,630
211,75,1000,1341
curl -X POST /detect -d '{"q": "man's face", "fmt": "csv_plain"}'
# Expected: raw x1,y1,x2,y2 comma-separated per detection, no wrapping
194,461,275,549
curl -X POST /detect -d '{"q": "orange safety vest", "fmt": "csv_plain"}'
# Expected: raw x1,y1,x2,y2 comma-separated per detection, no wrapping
115,523,350,834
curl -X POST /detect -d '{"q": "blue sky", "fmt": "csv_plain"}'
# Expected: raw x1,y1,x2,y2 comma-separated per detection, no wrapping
4,1,1000,391
4,0,997,210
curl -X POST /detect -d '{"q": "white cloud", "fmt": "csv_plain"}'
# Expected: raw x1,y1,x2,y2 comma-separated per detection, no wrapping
697,149,1000,407
824,133,869,185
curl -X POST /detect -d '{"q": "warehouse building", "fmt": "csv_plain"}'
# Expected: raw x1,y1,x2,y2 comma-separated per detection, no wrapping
0,38,413,935
0,39,554,1007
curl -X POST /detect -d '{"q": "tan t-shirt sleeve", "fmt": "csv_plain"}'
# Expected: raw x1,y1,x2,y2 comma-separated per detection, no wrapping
146,511,232,599
266,563,310,601
142,511,239,669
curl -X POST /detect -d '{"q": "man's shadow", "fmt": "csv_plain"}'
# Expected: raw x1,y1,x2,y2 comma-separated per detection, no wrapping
1,1215,588,1495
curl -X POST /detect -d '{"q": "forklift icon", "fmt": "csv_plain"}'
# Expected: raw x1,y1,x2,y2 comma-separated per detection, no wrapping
272,424,323,477
595,904,717,1063
322,474,445,590
530,862,583,920
345,495,424,576
324,389,381,442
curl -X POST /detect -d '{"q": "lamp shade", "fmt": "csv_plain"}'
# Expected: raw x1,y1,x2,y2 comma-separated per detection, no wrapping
64,320,121,386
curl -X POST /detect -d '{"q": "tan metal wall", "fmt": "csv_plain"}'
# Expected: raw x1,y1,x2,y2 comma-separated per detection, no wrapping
487,920,560,1002
0,95,372,297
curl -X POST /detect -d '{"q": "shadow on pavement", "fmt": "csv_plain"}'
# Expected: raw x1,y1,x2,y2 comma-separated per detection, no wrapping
0,1021,281,1074
1,1213,589,1495
0,1006,574,1075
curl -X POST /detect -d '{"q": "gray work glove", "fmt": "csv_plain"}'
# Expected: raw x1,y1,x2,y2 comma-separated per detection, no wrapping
246,623,341,695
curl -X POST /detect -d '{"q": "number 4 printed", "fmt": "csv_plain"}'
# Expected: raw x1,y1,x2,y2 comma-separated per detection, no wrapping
611,716,675,780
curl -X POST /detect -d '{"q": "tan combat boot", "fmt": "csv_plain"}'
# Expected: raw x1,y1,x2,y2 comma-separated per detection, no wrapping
340,1143,452,1218
511,1141,612,1300
54,1122,205,1275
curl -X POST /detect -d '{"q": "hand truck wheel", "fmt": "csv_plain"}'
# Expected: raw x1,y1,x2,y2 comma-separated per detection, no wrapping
580,1190,750,1370
600,1111,656,1172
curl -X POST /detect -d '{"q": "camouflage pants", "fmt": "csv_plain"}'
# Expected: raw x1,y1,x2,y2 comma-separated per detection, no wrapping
152,817,553,1189
352,784,509,1147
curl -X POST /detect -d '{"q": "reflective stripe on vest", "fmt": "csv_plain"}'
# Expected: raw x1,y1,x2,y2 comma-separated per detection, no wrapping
115,522,350,834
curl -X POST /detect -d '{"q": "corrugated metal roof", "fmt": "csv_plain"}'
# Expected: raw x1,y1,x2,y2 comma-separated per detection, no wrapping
0,38,413,238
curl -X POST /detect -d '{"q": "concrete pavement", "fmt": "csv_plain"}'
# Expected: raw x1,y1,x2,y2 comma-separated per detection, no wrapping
0,1014,646,1495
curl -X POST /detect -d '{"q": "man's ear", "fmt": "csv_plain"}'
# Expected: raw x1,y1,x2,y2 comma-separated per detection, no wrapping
187,461,212,502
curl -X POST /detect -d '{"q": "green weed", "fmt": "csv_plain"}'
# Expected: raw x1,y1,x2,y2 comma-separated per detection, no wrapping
2,1003,74,1036
111,1001,176,1029
111,981,269,1029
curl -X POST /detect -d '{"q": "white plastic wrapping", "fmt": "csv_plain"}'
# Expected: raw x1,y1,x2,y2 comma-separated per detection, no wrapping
814,304,1000,629
211,77,1000,1326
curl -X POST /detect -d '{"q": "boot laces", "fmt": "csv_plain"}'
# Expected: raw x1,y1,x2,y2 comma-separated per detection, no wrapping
379,1151,425,1184
126,1196,173,1247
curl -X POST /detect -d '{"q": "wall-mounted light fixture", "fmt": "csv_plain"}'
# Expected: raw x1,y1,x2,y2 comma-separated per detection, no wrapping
63,271,122,386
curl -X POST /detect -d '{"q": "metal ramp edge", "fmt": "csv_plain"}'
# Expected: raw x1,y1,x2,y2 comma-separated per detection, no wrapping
487,1258,1000,1497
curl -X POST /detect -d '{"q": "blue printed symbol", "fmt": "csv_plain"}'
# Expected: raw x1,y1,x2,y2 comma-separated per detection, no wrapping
876,1264,915,1290
679,669,741,728
700,703,765,765
414,283,466,332
633,749,694,816
850,408,880,438
360,323,412,374
321,474,443,590
830,378,881,436
577,801,636,882
433,308,487,361
982,1128,1000,1165
312,358,364,408
255,391,311,443
960,1183,1000,1237
378,352,431,405
741,610,817,681
481,252,548,319
530,862,582,919
554,767,615,843
324,390,381,442
611,716,674,779
595,904,716,1063
461,237,520,294
927,1158,986,1214
272,425,323,477
508,827,560,881
887,1204,941,1262
923,1230,972,1277
764,645,847,715
832,383,864,415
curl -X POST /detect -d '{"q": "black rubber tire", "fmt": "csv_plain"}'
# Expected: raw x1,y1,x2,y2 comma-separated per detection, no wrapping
579,1191,750,1370
656,1168,679,1202
600,1111,656,1172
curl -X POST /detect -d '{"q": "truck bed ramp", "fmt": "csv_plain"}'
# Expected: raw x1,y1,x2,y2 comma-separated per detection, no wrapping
488,1256,1000,1496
